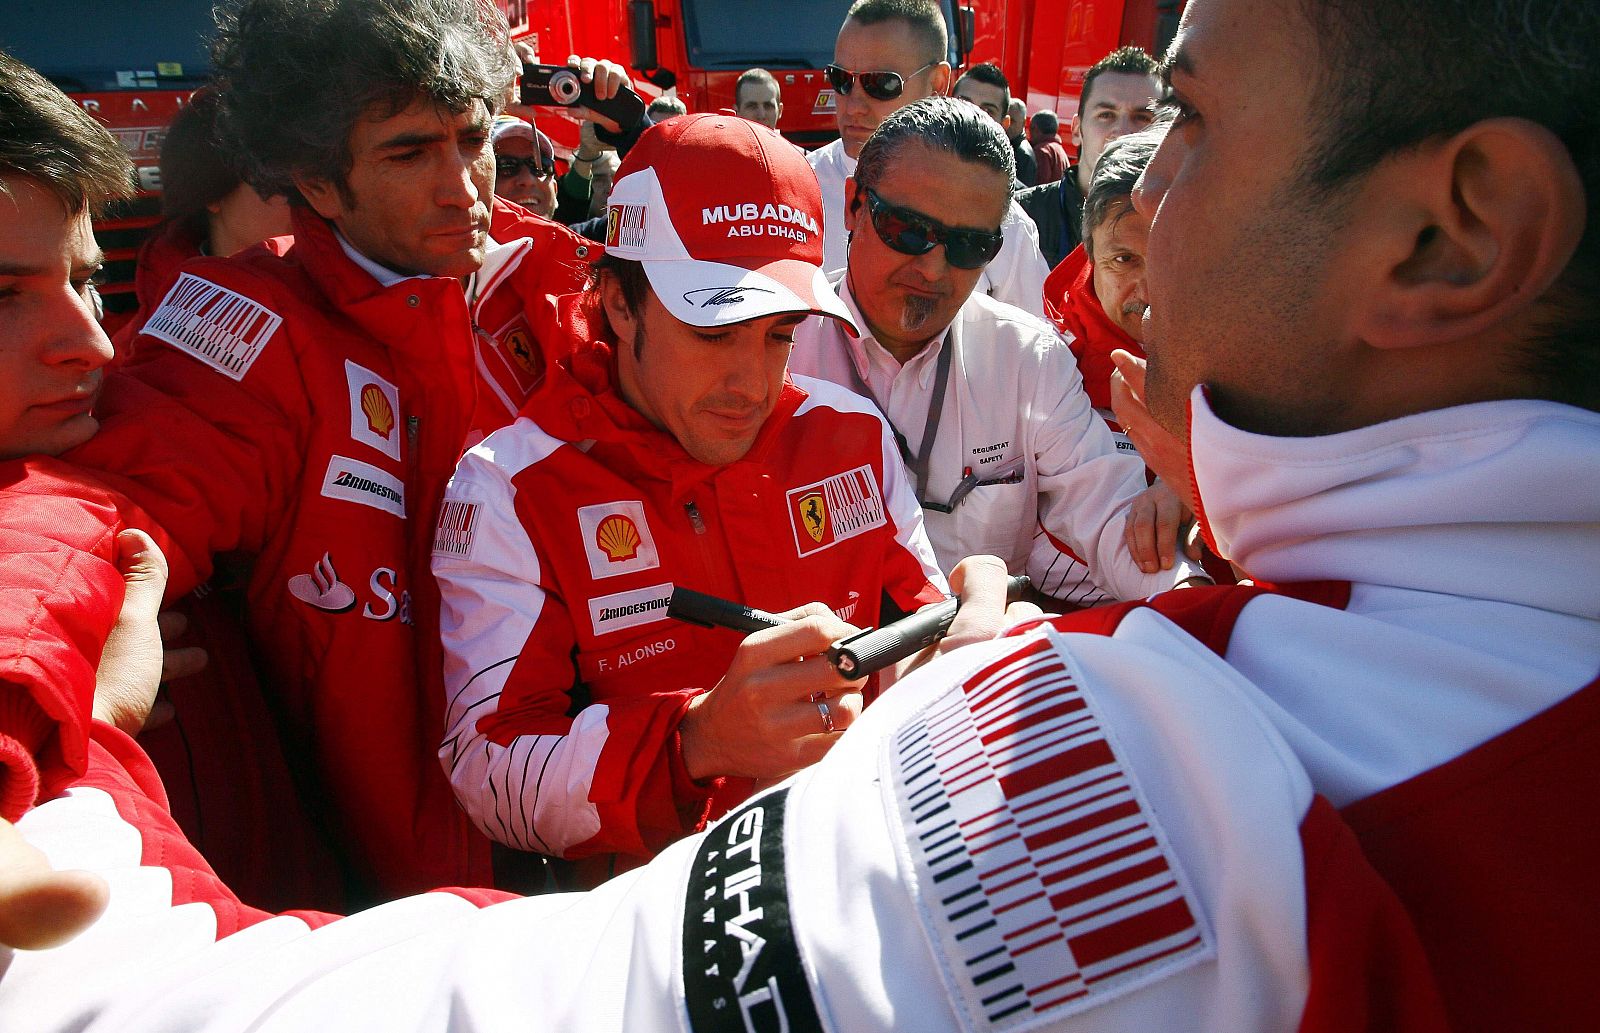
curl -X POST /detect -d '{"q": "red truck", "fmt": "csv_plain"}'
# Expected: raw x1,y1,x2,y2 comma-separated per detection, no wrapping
4,0,215,329
6,0,1179,320
501,0,1183,155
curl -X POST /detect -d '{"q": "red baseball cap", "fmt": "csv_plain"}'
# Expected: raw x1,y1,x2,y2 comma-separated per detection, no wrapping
604,113,858,333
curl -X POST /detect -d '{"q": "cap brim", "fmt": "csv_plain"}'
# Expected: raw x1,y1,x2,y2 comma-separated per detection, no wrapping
643,257,859,335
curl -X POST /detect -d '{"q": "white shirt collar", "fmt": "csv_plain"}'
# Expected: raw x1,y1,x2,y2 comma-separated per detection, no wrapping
335,230,426,287
834,274,957,391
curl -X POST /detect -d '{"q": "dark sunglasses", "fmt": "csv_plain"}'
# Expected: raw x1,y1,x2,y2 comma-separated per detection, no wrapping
859,187,1005,270
824,62,934,102
495,155,554,180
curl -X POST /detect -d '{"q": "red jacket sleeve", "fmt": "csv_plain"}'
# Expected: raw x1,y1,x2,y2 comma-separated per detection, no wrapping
0,460,143,819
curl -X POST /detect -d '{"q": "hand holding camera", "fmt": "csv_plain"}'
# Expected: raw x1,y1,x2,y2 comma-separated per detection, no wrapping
520,55,645,133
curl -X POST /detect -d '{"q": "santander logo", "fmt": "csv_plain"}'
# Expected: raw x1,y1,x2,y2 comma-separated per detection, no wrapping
287,552,357,613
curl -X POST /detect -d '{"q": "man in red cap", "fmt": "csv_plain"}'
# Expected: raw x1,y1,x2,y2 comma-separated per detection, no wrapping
433,113,955,884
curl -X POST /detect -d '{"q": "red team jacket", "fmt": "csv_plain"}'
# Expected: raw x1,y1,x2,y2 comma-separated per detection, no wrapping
0,200,596,898
433,298,948,873
1041,244,1144,417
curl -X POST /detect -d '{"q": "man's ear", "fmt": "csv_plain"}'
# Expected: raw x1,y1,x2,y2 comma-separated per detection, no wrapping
1354,117,1586,351
599,271,638,342
1069,113,1082,151
844,175,863,233
929,62,953,96
292,171,344,222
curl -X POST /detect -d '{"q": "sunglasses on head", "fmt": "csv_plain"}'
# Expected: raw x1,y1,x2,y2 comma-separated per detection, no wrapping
824,61,935,102
859,187,1005,270
495,155,554,180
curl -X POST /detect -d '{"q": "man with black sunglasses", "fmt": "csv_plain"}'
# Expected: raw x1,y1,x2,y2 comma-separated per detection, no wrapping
792,97,1196,608
809,0,1050,317
489,115,558,219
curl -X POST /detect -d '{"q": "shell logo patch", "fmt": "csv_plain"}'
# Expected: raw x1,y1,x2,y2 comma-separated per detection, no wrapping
344,360,401,461
361,383,394,437
596,513,642,562
787,465,885,557
577,500,660,580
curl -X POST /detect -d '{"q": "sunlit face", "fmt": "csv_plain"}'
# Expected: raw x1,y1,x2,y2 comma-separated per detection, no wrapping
1133,0,1354,438
1072,72,1162,190
296,97,495,280
832,18,950,158
1088,199,1150,341
736,80,782,129
843,143,1009,359
604,282,804,466
0,176,115,459
493,135,557,217
953,77,1008,129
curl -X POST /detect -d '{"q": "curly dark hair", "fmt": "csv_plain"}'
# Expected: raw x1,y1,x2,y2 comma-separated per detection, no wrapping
210,0,516,206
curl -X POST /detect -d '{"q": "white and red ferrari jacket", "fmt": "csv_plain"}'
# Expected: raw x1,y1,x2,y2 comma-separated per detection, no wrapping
6,391,1590,1032
0,201,598,900
3,599,1444,1032
433,305,947,870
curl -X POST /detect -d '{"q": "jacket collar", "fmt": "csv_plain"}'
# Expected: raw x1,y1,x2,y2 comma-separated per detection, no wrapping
530,292,808,491
286,205,530,362
1189,388,1600,617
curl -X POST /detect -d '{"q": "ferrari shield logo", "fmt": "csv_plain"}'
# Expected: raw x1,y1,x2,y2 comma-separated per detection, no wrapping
787,465,886,557
798,492,827,543
505,328,536,375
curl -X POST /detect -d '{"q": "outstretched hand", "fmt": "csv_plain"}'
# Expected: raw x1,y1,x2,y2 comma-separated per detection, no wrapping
93,529,206,736
1122,479,1202,573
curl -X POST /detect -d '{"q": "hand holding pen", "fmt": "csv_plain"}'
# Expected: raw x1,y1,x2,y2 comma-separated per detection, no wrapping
670,565,1032,679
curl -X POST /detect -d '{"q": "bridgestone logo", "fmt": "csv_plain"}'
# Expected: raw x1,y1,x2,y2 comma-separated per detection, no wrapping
320,455,406,519
587,581,675,638
333,471,401,504
142,273,282,381
598,596,669,621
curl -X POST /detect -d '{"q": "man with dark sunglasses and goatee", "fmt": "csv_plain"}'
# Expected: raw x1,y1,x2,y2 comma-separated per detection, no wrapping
809,0,1050,316
792,97,1199,608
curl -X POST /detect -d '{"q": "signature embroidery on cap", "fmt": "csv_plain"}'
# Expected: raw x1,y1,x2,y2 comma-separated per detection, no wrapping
684,286,777,308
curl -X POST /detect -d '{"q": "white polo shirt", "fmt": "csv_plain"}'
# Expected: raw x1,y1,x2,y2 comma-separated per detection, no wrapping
790,275,1191,604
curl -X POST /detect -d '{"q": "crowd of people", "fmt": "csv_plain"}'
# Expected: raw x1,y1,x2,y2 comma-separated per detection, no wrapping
0,0,1596,1029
